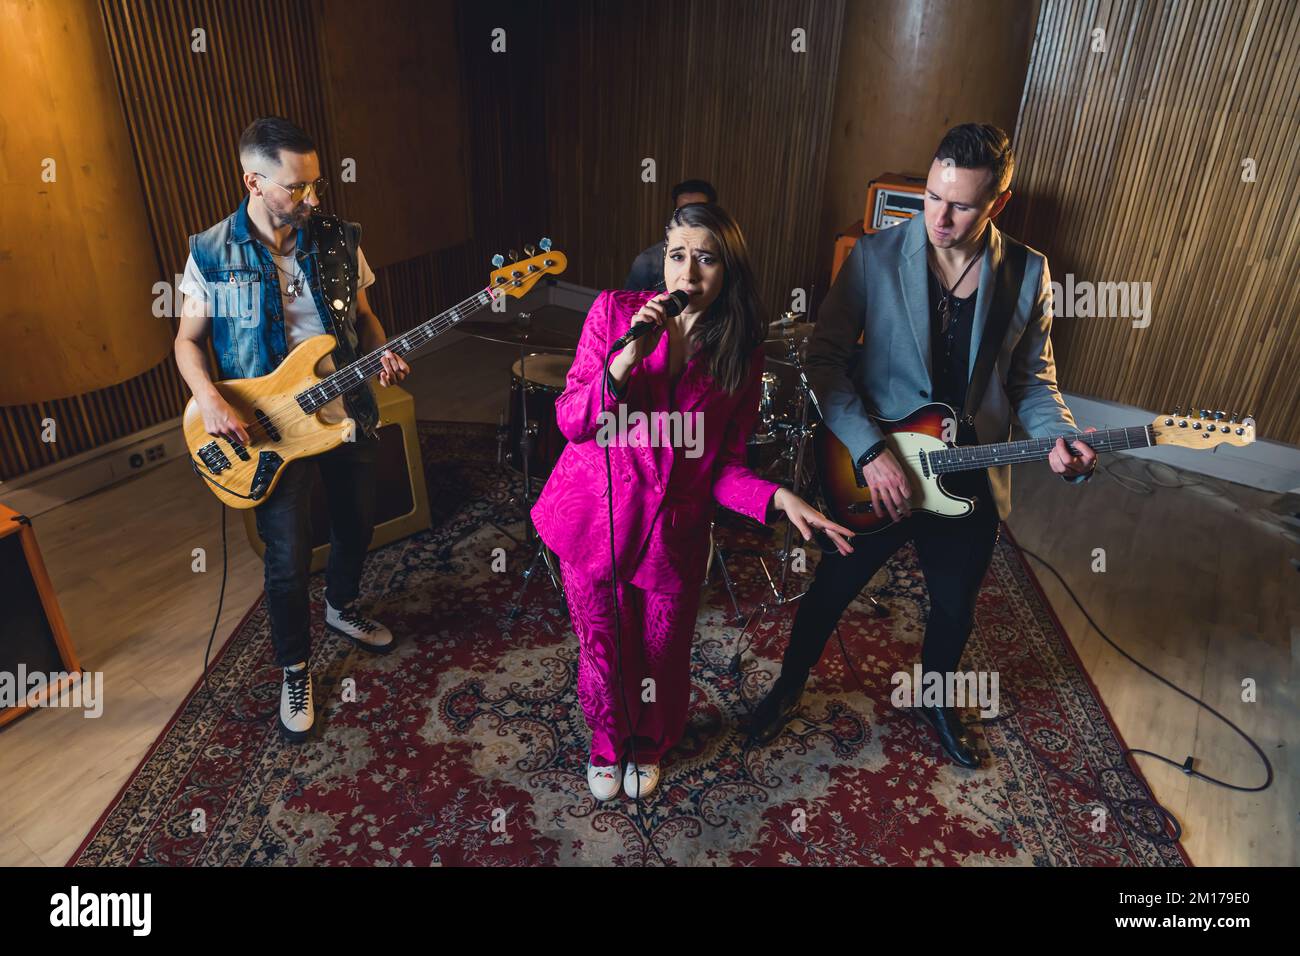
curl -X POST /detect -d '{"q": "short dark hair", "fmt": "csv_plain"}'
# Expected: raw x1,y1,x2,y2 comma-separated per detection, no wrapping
672,178,717,204
934,124,1014,197
239,116,316,167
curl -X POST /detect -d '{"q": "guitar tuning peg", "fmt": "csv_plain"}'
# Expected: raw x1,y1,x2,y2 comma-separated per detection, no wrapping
524,243,537,257
491,253,505,268
1173,405,1181,416
1214,410,1224,420
538,237,552,252
507,249,519,263
1230,411,1239,423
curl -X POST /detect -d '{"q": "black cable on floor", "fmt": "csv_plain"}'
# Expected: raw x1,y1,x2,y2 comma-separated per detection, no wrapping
821,532,1274,849
1018,546,1273,795
201,500,278,724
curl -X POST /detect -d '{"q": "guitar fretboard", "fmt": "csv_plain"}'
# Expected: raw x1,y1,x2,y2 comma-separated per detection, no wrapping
927,425,1153,474
295,289,496,412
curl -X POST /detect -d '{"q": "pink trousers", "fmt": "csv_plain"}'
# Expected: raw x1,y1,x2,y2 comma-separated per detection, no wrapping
560,560,702,766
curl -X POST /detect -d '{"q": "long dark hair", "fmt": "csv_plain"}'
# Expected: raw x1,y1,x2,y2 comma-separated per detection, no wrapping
664,203,766,394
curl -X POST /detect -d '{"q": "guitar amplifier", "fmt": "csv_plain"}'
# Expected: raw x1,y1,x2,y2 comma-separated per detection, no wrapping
241,382,432,572
830,172,927,282
0,502,81,727
865,173,926,233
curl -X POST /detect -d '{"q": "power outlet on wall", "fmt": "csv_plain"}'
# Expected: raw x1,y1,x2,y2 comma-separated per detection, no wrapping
116,437,178,477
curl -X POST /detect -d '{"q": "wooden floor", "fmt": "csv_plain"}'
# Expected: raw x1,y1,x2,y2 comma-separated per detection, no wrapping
1,325,1295,867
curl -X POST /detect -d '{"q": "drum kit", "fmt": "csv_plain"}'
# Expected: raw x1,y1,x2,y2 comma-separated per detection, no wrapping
465,307,886,624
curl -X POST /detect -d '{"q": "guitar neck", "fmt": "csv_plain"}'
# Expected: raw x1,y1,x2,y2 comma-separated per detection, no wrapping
296,288,495,410
927,425,1153,474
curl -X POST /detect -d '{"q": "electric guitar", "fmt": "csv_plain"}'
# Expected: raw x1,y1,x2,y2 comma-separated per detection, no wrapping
814,402,1257,535
184,242,567,508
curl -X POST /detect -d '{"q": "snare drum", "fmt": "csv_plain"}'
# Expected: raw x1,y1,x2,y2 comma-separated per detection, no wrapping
505,353,573,477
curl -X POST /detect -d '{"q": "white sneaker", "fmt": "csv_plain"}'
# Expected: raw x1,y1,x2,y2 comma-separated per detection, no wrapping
326,600,395,653
279,663,314,742
623,761,660,799
587,762,621,801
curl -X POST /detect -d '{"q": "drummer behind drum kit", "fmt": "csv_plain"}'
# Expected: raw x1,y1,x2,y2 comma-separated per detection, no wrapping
460,308,888,625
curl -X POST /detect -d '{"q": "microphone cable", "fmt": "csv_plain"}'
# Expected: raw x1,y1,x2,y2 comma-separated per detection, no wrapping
602,341,670,868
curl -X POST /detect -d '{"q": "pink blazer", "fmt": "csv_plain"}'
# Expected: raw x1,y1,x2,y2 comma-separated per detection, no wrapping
532,290,779,590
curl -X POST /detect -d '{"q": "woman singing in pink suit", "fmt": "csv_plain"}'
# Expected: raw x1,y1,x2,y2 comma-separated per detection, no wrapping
531,203,853,801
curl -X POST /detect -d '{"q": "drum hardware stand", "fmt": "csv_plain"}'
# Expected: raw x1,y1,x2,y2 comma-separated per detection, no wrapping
705,524,746,624
493,308,563,620
723,341,889,637
757,347,816,610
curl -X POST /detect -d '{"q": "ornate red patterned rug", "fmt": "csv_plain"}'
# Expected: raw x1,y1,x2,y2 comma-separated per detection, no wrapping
71,422,1189,867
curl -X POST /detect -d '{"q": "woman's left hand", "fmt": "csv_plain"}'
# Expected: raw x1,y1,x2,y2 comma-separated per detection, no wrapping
772,488,855,556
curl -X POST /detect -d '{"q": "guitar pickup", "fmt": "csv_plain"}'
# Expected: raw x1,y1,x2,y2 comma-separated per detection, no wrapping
225,438,251,461
253,408,281,443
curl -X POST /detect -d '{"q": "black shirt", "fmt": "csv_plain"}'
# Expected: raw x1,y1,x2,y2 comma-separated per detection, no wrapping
623,240,666,291
927,266,975,416
854,266,979,470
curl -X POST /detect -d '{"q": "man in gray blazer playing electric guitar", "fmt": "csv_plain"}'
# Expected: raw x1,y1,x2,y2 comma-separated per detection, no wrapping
749,124,1097,767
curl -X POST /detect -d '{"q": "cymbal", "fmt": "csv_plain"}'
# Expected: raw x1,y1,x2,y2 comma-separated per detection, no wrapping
457,320,577,352
764,319,816,344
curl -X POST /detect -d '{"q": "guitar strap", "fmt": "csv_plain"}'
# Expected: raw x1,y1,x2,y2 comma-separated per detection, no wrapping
963,235,1029,420
311,215,380,440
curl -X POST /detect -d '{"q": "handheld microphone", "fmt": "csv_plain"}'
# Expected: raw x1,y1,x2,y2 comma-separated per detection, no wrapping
608,290,690,351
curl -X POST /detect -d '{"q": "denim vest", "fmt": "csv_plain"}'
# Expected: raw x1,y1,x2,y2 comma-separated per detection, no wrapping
189,195,380,440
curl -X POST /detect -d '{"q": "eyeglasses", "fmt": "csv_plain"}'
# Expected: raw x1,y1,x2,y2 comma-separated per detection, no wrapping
256,173,329,203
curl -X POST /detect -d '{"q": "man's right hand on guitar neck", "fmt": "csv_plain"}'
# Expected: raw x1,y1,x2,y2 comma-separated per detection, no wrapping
863,449,913,522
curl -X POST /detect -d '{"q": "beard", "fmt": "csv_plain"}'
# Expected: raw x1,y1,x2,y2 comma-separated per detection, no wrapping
270,200,312,230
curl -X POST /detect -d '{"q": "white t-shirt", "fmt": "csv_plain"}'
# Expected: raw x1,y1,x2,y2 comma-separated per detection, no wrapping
179,244,376,352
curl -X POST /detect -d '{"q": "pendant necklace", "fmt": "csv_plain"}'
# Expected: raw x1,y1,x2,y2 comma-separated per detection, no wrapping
930,235,985,333
271,248,305,300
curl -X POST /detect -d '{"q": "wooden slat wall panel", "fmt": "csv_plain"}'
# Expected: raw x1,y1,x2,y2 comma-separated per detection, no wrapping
1003,0,1300,443
540,0,846,314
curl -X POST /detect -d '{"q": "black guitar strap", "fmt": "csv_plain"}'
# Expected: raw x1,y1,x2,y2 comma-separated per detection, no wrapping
310,214,380,440
963,235,1029,420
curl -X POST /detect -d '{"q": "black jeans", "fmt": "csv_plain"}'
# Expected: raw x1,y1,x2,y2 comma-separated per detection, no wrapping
253,435,379,667
780,469,1001,684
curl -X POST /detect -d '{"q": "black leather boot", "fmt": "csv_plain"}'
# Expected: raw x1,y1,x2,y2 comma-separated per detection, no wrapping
915,704,982,768
747,673,807,746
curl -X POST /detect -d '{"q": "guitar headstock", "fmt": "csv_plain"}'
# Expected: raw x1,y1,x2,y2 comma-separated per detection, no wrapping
487,238,568,300
1150,407,1256,449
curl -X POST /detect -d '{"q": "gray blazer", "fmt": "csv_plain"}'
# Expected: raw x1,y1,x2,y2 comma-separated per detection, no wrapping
806,212,1080,519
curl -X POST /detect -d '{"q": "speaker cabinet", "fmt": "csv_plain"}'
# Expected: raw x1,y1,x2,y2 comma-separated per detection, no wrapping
241,383,432,572
0,502,81,727
830,172,927,282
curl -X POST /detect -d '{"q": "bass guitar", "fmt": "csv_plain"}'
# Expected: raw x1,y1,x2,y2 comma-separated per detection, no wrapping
184,242,567,508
